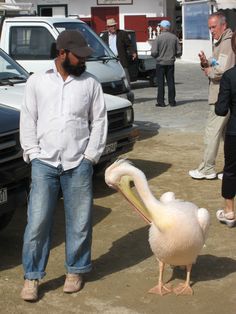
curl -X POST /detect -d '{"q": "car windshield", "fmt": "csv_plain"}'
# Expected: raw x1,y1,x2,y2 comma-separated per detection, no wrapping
0,48,29,82
53,22,116,60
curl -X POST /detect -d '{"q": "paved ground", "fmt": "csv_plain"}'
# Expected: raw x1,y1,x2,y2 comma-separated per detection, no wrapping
1,61,236,314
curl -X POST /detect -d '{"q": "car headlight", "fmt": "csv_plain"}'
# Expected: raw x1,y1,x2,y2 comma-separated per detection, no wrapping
125,107,133,124
122,76,130,90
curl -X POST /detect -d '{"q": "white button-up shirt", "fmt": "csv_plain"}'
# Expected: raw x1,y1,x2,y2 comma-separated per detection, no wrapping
20,63,108,170
108,33,118,56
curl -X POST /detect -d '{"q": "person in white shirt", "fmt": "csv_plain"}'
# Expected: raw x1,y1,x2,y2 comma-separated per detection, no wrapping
20,30,108,302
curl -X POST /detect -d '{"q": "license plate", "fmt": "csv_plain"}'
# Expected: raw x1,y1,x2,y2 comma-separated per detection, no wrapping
103,142,117,155
0,188,7,204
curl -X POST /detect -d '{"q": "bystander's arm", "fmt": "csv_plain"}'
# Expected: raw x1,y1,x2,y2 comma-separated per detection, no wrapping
151,39,158,58
124,31,137,60
20,75,40,163
207,48,235,81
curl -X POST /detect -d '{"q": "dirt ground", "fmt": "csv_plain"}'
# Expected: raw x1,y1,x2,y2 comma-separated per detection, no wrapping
1,62,236,314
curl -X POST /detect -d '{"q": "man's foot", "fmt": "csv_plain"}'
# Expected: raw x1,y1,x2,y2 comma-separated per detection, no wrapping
188,169,216,180
169,102,176,107
21,279,39,301
63,273,83,293
217,173,223,180
216,209,235,228
155,103,167,107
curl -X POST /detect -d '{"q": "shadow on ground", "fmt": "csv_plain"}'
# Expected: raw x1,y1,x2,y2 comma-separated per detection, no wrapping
134,121,160,141
175,98,207,106
90,225,151,281
37,241,236,298
134,97,157,104
38,224,151,297
0,203,111,272
131,80,183,90
169,254,236,286
94,159,171,198
131,81,152,89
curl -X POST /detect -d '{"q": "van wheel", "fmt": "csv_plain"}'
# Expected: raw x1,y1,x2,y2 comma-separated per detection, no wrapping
0,211,15,231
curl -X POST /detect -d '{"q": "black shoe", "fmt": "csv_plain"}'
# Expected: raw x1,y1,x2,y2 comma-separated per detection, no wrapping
169,102,176,107
155,103,166,107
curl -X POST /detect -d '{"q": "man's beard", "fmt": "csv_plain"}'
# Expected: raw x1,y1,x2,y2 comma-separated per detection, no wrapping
62,56,86,77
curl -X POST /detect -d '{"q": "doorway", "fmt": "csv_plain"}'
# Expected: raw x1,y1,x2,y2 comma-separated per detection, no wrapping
38,5,68,17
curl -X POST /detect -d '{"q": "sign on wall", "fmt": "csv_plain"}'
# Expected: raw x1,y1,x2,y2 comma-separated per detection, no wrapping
97,0,133,4
184,2,210,40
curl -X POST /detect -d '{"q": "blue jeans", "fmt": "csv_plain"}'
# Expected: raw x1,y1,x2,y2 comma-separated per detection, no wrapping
22,158,93,280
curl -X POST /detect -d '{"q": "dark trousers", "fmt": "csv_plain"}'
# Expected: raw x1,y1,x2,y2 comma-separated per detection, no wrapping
156,64,176,106
222,135,236,199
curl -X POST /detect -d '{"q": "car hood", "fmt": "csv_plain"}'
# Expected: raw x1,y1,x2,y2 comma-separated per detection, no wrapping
0,83,132,112
0,104,19,133
0,84,25,111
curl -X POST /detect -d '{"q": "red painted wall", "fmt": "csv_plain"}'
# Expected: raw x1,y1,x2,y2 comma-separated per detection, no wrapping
91,7,119,34
124,15,147,42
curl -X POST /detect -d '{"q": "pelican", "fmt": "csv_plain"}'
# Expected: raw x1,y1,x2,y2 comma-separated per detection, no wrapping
105,159,210,296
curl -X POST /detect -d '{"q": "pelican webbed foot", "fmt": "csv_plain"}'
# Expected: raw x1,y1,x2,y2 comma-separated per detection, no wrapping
173,282,193,296
148,283,172,296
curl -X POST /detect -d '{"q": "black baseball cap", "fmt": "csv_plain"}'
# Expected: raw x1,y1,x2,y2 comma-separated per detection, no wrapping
56,30,93,57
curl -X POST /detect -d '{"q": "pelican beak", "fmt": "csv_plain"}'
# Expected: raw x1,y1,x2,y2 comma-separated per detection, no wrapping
117,175,152,224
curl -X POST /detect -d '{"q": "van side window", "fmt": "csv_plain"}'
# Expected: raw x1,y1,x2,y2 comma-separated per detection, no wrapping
9,26,55,60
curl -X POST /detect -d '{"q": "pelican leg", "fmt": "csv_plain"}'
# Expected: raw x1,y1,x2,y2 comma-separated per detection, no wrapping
148,261,172,296
173,264,193,296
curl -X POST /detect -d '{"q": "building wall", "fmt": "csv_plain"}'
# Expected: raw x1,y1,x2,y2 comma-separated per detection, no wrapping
25,0,165,22
14,0,181,56
14,0,170,52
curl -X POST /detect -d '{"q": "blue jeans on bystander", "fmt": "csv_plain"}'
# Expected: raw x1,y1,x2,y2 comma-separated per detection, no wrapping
22,158,93,280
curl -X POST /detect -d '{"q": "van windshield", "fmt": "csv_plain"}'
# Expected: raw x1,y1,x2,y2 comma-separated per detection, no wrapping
0,48,29,84
54,22,116,60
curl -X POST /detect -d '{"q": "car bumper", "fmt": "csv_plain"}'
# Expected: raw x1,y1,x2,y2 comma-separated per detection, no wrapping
98,124,139,165
0,158,30,215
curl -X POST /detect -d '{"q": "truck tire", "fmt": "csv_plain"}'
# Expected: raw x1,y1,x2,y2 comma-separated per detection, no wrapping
0,211,15,231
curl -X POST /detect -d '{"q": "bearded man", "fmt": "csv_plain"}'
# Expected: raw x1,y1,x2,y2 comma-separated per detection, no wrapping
20,30,108,301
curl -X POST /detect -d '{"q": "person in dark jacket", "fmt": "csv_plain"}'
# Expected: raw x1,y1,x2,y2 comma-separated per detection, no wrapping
151,20,182,107
100,18,137,85
215,31,236,228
